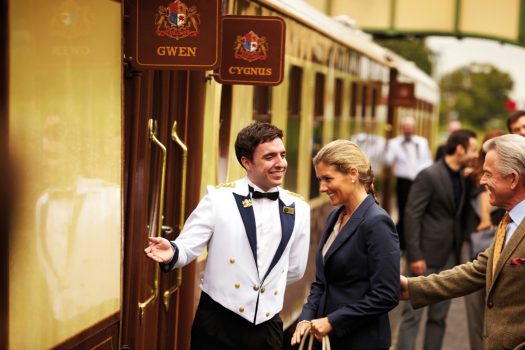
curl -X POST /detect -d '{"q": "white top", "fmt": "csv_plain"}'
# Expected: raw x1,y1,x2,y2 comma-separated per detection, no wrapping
248,181,281,279
351,133,386,173
170,177,310,324
384,135,433,180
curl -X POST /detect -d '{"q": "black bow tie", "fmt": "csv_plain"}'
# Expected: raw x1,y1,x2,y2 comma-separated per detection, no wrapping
249,186,279,201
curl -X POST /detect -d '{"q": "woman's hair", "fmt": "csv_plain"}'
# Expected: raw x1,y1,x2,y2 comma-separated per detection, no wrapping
470,129,504,186
313,139,378,203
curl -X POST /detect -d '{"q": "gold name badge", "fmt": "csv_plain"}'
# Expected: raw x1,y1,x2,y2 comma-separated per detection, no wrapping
283,206,295,215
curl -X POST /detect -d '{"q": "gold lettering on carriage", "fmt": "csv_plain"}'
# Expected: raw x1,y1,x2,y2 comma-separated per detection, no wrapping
227,67,272,76
156,46,198,57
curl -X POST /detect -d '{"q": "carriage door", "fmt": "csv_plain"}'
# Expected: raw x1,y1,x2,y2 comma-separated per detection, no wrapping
121,46,208,350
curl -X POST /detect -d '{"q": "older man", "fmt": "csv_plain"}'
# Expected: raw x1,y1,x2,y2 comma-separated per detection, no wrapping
400,134,525,350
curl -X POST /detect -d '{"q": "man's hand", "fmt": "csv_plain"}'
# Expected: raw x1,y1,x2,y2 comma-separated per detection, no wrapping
400,275,410,300
409,259,427,276
144,237,174,263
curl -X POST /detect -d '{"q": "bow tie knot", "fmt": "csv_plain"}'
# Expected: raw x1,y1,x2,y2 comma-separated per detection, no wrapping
249,186,279,201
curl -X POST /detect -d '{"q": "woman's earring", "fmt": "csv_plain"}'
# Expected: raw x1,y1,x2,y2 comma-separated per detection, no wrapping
352,180,356,184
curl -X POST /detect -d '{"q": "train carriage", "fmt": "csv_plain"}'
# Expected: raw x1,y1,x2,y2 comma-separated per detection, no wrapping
2,0,439,349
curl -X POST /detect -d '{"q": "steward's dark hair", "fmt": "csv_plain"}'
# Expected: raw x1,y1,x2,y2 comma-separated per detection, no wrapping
235,122,283,166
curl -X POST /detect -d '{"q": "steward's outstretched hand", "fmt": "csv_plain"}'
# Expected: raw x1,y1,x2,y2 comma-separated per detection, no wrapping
144,237,174,263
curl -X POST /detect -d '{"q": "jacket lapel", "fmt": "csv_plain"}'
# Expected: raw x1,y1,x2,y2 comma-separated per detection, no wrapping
233,192,258,269
323,195,374,264
490,217,525,288
436,161,455,213
263,199,295,280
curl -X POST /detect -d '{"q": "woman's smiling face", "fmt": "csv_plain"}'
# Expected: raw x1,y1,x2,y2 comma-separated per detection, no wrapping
315,162,355,206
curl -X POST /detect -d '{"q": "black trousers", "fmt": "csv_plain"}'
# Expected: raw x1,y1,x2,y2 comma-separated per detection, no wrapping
190,292,283,350
395,177,413,250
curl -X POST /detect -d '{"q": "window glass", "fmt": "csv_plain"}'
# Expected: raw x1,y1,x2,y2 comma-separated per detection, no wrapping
285,66,303,192
310,73,325,199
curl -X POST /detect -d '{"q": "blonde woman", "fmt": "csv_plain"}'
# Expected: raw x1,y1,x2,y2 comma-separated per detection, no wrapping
292,140,400,349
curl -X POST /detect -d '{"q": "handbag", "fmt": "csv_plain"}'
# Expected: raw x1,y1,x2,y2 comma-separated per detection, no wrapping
298,332,331,350
470,226,496,260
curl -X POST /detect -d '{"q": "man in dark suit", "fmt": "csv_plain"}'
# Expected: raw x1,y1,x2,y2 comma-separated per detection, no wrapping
400,134,525,350
396,129,478,350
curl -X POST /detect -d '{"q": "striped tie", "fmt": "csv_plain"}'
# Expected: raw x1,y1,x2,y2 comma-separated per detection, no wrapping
492,212,511,276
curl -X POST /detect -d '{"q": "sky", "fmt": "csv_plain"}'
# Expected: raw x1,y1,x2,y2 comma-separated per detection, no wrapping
425,36,525,109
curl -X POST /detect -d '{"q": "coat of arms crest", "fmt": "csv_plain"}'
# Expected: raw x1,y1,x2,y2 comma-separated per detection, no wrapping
234,30,268,62
155,0,200,40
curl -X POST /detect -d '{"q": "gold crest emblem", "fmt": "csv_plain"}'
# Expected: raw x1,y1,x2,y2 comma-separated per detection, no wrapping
233,30,269,62
242,199,253,208
155,0,200,40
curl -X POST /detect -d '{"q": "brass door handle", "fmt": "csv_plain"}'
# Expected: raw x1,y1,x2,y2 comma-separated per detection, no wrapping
162,225,174,238
138,119,168,322
162,121,188,312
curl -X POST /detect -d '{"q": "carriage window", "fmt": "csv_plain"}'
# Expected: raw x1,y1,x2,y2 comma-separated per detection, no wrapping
333,78,343,139
285,66,303,193
361,84,368,117
371,86,378,118
253,85,272,122
310,72,325,199
350,81,359,118
350,81,360,134
218,85,232,183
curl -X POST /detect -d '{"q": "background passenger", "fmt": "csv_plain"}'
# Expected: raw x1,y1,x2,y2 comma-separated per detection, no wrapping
507,110,525,137
384,116,433,250
396,130,478,350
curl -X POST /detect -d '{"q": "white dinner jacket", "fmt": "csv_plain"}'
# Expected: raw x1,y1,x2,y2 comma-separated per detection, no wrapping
168,177,310,324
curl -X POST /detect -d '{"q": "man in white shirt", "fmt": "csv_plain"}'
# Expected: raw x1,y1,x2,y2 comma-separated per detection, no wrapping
384,116,433,250
351,117,386,173
144,122,310,350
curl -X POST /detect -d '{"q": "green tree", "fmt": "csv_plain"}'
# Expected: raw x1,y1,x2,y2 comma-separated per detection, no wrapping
440,63,514,130
377,38,433,75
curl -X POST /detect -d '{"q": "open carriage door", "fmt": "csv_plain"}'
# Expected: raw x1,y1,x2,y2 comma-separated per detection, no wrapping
121,2,208,349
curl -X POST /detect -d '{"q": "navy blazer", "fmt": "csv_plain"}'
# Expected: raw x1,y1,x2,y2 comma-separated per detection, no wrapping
298,195,400,349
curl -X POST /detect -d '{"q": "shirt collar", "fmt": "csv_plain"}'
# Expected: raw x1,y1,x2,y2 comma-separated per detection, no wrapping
509,198,525,225
246,179,278,193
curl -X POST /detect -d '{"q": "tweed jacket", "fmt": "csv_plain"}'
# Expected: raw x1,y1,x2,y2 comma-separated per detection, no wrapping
408,216,525,350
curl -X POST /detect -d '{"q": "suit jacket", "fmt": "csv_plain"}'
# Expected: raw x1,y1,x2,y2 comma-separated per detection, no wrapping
409,216,525,350
404,159,465,267
298,195,400,349
165,177,310,325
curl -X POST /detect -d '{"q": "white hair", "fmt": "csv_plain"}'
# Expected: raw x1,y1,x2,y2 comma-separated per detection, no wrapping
483,134,525,176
